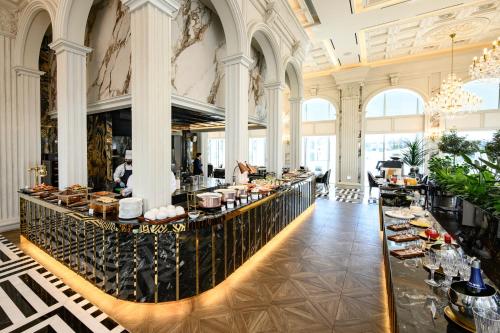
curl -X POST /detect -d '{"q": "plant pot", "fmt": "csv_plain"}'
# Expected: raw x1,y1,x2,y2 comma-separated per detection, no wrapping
462,199,476,227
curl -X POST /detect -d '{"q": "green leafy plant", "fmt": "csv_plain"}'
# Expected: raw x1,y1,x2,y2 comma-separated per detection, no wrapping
485,130,500,163
437,130,480,165
401,139,427,168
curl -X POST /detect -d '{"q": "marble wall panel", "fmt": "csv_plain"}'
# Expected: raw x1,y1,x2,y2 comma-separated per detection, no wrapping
248,46,267,118
39,30,57,155
171,0,227,107
86,0,131,103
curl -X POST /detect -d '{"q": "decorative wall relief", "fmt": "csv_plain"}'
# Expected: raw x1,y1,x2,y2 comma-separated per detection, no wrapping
87,113,113,190
39,29,58,156
248,45,267,117
0,7,17,35
171,0,227,107
86,0,131,104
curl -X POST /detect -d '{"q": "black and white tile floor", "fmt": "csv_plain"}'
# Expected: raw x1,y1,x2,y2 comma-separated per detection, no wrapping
0,235,127,333
333,187,363,203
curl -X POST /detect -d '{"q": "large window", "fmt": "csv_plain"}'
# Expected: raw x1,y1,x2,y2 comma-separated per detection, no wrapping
249,138,266,166
302,136,335,177
463,80,500,111
364,133,423,183
207,138,224,168
302,98,336,121
366,88,424,117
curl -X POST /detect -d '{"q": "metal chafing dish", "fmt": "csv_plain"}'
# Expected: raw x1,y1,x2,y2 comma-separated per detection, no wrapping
196,192,222,208
215,188,237,202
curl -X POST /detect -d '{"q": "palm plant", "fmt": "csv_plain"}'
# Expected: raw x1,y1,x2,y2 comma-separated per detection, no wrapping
401,139,427,171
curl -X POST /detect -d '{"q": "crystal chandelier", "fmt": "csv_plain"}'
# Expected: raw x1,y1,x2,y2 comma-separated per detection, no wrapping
469,37,500,81
426,34,482,117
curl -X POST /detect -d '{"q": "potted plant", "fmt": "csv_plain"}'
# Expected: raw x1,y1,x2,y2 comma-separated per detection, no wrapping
437,129,479,166
401,138,427,176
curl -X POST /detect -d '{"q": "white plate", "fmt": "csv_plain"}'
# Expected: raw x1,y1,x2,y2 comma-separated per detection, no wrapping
385,210,415,220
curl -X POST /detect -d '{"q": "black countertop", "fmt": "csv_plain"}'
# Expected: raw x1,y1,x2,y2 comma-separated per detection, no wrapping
382,207,496,333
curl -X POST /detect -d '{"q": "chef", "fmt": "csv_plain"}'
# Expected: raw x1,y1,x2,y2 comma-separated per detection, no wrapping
114,150,133,190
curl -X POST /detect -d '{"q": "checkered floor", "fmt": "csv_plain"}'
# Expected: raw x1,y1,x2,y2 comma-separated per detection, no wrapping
0,235,127,333
333,187,363,204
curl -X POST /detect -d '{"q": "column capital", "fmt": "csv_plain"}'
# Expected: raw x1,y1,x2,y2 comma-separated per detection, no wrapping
121,0,180,16
13,66,45,77
222,53,253,68
264,81,285,90
49,38,92,56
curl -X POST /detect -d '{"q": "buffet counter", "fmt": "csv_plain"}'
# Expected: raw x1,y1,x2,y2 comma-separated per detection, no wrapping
19,175,315,303
381,206,496,333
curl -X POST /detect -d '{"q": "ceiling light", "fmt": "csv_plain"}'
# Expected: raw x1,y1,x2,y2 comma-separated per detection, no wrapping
469,37,500,82
426,33,482,117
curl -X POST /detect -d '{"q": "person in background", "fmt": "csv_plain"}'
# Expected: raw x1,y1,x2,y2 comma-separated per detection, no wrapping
114,150,133,191
121,174,133,197
193,153,203,175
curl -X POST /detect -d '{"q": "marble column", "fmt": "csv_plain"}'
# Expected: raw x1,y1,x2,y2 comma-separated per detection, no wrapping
289,97,303,170
337,83,363,186
122,0,179,209
49,39,91,189
265,81,284,176
223,54,252,183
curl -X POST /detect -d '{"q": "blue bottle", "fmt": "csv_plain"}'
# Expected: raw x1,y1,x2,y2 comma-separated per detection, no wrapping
467,259,486,294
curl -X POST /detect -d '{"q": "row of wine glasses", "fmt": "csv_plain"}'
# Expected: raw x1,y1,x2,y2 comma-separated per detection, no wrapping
423,249,473,288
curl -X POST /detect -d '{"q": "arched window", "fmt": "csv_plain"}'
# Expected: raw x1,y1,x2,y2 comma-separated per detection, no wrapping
463,80,500,111
366,88,424,117
302,98,336,121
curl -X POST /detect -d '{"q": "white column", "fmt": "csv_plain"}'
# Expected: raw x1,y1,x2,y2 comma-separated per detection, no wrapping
13,67,44,188
49,39,91,189
265,81,284,176
289,97,303,170
122,0,179,209
1,34,26,230
338,83,362,186
223,54,252,183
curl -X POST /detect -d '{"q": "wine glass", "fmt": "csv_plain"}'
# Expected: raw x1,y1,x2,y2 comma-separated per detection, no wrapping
441,255,459,288
458,256,471,281
423,250,441,287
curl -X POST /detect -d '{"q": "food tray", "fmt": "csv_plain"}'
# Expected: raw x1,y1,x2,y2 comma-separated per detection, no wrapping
57,192,85,205
387,234,420,243
90,191,119,200
387,223,411,231
410,219,431,228
390,249,425,259
89,199,119,214
138,213,187,225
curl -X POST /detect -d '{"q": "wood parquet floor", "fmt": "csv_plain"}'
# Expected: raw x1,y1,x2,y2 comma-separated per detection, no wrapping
14,198,390,333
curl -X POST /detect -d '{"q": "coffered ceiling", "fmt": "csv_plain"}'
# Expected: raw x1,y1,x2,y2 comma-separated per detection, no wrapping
288,0,500,75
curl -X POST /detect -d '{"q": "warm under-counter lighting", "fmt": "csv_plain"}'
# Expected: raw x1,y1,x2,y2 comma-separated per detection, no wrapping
20,204,316,329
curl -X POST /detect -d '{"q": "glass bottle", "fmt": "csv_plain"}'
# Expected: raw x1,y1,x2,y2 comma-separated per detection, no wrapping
467,259,487,294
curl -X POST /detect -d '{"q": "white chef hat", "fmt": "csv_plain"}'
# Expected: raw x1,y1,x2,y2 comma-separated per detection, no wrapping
125,150,132,160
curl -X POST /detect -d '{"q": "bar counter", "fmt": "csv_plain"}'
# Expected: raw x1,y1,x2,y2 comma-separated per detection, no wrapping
19,176,315,303
381,206,495,333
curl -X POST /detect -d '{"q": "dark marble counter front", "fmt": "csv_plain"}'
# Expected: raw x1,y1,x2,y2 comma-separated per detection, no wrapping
381,206,496,333
19,176,315,303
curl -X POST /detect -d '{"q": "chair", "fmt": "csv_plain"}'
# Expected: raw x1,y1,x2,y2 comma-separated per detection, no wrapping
316,169,331,196
367,171,380,203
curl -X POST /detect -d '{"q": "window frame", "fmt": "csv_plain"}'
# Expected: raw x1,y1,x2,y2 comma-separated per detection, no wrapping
302,98,337,122
365,88,425,118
